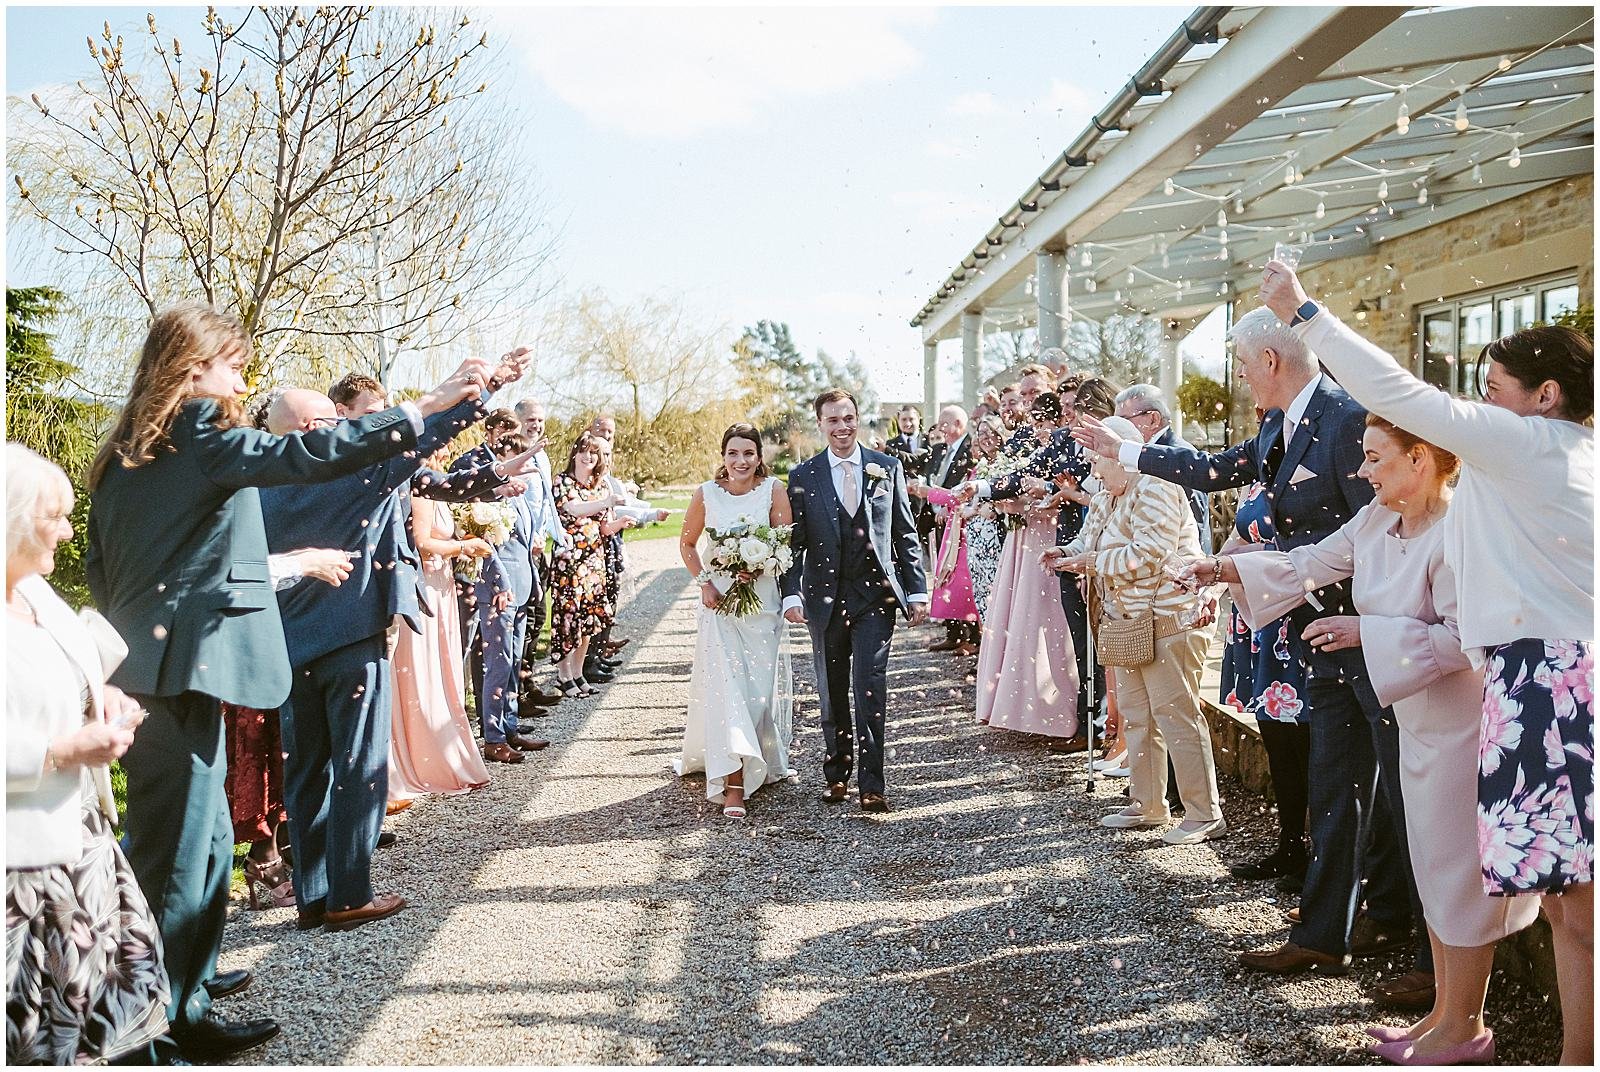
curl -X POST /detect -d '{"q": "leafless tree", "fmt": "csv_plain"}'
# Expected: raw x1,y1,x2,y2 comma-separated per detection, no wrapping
10,6,555,387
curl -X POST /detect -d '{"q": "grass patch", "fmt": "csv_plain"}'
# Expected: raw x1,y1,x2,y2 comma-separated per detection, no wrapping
622,493,692,544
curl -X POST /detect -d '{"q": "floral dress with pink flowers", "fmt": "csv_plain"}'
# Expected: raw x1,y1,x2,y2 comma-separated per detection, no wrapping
1217,483,1307,724
1478,638,1594,895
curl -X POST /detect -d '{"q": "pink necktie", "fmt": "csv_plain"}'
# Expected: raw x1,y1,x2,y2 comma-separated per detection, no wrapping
841,460,860,514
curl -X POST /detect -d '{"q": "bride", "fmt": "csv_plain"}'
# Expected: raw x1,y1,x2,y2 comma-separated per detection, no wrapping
672,423,796,818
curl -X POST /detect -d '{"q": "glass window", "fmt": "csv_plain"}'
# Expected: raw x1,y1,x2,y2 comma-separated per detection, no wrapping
1543,284,1580,322
1420,311,1457,393
1497,293,1537,337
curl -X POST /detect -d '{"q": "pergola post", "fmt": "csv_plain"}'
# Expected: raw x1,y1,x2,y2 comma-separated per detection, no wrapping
923,341,939,424
1159,318,1184,437
961,312,982,412
1035,249,1067,350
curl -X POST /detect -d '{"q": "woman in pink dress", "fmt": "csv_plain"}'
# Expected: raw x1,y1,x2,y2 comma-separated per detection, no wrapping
924,477,979,656
388,460,495,803
974,392,1080,739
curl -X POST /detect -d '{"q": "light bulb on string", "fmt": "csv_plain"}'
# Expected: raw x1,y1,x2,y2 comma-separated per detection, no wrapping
1085,277,1097,293
1126,269,1136,288
1508,138,1521,168
1216,208,1227,228
1300,230,1310,245
1294,168,1305,184
1471,160,1483,183
1395,92,1410,136
1416,185,1428,206
1284,164,1296,186
1315,199,1326,220
1080,248,1092,269
1454,98,1469,132
1218,227,1228,246
1161,251,1170,270
1233,195,1244,216
1163,177,1175,196
1378,179,1389,201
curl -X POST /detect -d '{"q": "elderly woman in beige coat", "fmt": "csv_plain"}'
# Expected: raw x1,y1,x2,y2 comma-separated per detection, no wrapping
5,444,173,1065
1043,415,1224,845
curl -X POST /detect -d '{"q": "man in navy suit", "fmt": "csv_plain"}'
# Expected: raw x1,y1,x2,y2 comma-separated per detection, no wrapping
260,381,501,932
1076,307,1428,987
781,388,928,813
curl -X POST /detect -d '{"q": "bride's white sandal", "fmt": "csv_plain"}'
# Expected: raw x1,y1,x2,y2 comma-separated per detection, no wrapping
721,789,747,819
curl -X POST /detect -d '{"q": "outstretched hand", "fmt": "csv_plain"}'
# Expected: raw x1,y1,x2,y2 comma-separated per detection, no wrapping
488,347,532,392
1258,260,1310,326
499,438,550,477
417,356,495,416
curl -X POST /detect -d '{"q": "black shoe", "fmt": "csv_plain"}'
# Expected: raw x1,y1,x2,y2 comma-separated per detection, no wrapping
376,831,397,850
173,1012,280,1063
582,666,616,683
517,721,544,735
522,687,564,706
1231,850,1305,882
1275,868,1306,894
202,969,252,1001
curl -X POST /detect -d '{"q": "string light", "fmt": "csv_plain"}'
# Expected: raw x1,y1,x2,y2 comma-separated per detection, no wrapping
1508,136,1522,168
1085,277,1097,293
1218,228,1229,246
1284,164,1296,186
1315,199,1326,220
1216,208,1227,228
1454,98,1470,132
1233,195,1244,216
1471,161,1483,183
1294,168,1305,184
1416,184,1428,205
1395,89,1410,136
1378,179,1389,201
1126,269,1136,287
1163,177,1175,196
1080,248,1092,268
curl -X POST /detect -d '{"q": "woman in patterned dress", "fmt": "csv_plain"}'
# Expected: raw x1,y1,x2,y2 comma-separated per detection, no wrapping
1217,478,1311,893
548,432,634,696
963,416,1008,619
6,444,173,1065
1262,263,1593,1066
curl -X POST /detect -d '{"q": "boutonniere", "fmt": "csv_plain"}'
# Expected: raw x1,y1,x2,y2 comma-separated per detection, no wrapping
863,462,889,483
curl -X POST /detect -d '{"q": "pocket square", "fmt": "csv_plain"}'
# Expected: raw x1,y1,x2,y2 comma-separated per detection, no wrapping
1288,464,1317,486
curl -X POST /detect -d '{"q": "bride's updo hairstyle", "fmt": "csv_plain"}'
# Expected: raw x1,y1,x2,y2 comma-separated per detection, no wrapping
715,423,769,482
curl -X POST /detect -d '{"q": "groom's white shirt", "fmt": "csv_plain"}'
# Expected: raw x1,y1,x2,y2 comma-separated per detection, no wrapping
781,445,929,614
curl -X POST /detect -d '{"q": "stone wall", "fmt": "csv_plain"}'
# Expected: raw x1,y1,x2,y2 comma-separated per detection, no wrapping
1233,174,1594,359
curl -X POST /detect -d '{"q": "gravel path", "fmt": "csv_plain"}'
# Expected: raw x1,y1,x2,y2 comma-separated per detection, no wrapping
218,538,1561,1065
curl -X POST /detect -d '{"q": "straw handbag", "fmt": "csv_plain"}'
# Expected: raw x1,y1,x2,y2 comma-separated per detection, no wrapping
1093,579,1156,668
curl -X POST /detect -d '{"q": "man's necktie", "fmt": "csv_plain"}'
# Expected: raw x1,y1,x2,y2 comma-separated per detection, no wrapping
841,460,860,514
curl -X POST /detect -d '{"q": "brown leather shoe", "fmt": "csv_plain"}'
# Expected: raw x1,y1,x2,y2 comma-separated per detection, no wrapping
1047,734,1089,754
507,733,550,752
602,638,631,655
1366,970,1436,1010
324,893,407,932
927,637,959,652
1237,941,1349,975
953,641,980,657
483,742,524,764
860,793,889,813
1351,916,1412,958
821,782,848,804
1284,905,1302,924
385,799,412,816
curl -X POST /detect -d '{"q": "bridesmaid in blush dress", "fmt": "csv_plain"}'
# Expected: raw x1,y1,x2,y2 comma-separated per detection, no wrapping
975,393,1080,740
387,484,493,802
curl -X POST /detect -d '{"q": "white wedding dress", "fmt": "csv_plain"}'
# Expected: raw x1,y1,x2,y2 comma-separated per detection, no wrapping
672,477,796,802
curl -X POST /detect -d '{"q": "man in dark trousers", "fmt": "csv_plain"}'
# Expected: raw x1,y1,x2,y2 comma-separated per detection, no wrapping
260,366,517,933
1076,307,1430,998
885,404,935,555
918,404,976,653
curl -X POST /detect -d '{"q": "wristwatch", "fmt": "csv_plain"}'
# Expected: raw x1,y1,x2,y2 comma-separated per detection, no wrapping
1289,298,1321,326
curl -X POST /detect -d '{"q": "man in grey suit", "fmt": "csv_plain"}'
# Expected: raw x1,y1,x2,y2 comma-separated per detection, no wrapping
780,388,928,813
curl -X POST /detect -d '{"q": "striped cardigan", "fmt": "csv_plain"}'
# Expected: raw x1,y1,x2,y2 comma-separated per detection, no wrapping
1062,475,1205,622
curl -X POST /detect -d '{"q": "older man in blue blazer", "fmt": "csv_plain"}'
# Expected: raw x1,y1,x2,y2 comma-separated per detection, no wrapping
1076,306,1428,991
260,387,487,931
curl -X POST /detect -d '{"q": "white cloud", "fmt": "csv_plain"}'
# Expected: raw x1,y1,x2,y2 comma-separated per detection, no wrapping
501,7,935,139
1031,78,1097,125
947,90,1002,117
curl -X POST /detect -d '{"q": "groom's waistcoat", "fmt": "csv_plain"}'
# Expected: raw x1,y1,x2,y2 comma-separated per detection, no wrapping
837,498,893,618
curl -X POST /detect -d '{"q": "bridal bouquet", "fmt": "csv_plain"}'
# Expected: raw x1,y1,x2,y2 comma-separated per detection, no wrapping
704,521,795,617
450,500,516,582
970,452,1032,531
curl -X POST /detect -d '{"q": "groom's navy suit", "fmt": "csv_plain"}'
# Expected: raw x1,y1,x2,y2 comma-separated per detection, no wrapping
1133,377,1426,970
781,446,926,796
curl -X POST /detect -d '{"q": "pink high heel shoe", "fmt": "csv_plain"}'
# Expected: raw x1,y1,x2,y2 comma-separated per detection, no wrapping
1370,1030,1494,1066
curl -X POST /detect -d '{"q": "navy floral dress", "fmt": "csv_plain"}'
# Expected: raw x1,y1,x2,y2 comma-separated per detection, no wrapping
1218,482,1308,724
1479,638,1594,895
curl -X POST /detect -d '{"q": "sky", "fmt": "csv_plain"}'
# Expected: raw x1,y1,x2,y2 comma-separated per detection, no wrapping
5,2,1201,403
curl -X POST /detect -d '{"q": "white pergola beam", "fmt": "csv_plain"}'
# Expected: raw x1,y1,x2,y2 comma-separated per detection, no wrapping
916,5,1404,343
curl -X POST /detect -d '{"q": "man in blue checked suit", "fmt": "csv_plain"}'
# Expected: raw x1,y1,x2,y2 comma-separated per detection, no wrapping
1076,306,1428,991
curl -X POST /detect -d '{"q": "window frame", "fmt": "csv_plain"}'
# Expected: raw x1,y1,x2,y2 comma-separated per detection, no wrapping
1413,272,1581,396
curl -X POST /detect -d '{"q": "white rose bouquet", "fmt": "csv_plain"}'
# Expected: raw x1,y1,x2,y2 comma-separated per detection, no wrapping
970,452,1032,531
450,500,516,581
703,519,795,618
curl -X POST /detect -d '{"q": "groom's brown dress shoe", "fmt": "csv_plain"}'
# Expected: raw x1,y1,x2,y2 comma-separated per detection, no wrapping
324,893,408,932
821,782,848,804
1237,941,1348,975
860,793,889,813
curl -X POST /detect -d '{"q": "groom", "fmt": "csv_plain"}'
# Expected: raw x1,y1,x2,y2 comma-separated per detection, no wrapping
782,388,928,812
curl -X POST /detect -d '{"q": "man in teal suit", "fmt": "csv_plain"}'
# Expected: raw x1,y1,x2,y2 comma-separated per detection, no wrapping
87,337,520,1062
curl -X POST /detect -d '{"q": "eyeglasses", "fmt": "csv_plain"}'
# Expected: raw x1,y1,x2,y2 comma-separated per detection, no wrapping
309,416,341,429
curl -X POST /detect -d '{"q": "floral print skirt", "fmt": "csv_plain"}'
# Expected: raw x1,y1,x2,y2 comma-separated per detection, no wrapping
549,545,613,660
6,782,170,1064
1478,638,1594,896
966,517,1002,620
